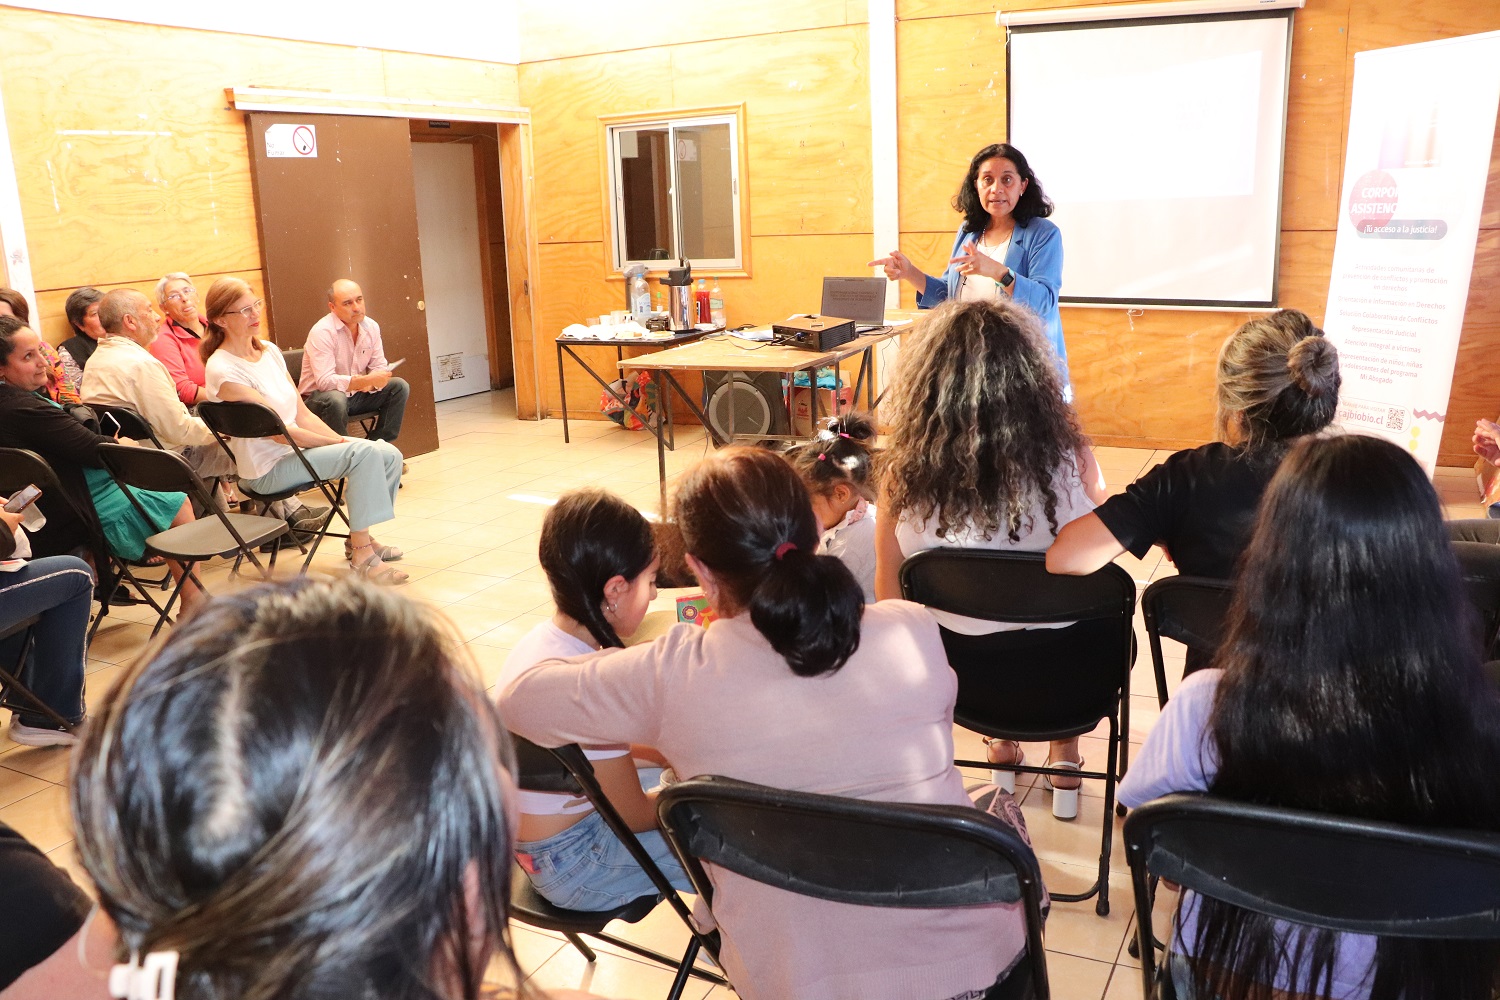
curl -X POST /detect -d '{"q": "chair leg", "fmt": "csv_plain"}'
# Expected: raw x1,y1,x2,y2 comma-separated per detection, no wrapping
665,936,701,1000
564,932,597,963
1096,716,1121,917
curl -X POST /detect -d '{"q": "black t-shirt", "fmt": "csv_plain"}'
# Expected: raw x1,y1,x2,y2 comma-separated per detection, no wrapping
1094,442,1283,579
0,821,91,989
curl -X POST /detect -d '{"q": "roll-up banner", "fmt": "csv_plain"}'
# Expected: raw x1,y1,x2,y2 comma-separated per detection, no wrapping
1323,30,1500,473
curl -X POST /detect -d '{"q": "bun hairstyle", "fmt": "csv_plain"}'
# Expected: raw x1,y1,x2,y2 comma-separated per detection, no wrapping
1215,309,1340,451
784,411,880,501
674,447,864,677
199,276,257,365
71,577,523,1000
539,488,656,648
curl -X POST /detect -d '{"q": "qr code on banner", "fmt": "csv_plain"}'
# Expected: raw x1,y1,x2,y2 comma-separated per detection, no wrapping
1386,407,1405,431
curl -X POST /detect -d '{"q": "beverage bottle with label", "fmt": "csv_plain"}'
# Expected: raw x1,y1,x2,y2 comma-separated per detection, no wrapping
710,278,726,327
630,272,651,320
695,278,711,325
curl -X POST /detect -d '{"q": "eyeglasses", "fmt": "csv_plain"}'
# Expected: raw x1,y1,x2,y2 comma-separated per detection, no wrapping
235,299,264,319
164,288,197,303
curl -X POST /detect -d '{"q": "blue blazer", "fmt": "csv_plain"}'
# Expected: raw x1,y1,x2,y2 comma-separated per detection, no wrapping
917,216,1068,391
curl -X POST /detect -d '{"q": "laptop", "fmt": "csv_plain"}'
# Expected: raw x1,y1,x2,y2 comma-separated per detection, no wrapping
821,277,888,333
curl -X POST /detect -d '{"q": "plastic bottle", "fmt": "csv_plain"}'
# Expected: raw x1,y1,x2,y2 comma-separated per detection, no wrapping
655,289,665,314
695,278,711,325
630,272,651,320
709,277,726,328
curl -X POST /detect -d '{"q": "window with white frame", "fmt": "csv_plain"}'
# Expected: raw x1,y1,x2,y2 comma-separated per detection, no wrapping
606,113,742,272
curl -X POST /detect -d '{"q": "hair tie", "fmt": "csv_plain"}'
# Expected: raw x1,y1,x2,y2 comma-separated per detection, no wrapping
774,541,797,561
110,950,179,1000
816,452,828,462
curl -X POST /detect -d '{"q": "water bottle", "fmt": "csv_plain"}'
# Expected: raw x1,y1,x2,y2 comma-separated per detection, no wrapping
630,272,651,320
709,277,726,328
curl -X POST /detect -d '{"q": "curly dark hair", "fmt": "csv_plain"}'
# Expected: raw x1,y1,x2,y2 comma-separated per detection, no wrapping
883,299,1084,543
953,143,1053,234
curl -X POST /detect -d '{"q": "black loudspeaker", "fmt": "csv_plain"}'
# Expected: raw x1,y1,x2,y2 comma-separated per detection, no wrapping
702,371,788,441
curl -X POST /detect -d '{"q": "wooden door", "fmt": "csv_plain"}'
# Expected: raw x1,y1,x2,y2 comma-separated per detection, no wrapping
246,112,439,456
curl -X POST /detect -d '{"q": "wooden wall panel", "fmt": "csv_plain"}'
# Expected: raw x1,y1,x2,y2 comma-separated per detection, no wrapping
33,269,266,347
895,13,1006,235
671,27,873,237
0,7,521,360
1281,0,1352,231
519,0,861,62
518,52,673,245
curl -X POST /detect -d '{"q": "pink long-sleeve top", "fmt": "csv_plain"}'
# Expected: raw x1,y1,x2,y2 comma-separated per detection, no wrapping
500,601,1027,1000
148,317,208,406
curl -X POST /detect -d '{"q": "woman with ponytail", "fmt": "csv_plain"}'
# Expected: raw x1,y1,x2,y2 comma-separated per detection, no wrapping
502,447,1029,1000
1048,308,1341,581
498,488,692,911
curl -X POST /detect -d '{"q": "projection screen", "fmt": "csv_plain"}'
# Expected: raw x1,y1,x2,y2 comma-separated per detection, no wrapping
1008,11,1294,308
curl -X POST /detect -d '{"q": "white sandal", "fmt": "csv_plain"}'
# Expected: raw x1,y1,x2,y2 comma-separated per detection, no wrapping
983,738,1025,793
1043,758,1084,820
351,544,409,586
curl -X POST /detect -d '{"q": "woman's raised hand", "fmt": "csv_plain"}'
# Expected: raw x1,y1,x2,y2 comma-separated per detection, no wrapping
950,240,1007,283
868,250,914,283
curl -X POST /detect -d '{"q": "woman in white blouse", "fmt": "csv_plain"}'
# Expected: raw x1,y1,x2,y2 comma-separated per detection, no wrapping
200,278,406,585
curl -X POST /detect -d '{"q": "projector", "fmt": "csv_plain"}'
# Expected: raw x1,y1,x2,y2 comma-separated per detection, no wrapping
771,315,857,351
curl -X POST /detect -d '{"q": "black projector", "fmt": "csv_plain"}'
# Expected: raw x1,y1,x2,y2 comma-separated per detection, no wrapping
771,315,857,351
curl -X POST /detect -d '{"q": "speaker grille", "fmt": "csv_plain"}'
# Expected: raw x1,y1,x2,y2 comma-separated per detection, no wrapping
706,376,775,439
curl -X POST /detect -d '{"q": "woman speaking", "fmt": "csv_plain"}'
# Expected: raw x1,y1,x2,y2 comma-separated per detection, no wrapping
870,143,1069,396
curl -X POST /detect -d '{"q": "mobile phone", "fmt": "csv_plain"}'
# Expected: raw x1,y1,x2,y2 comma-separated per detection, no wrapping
101,412,122,438
386,358,406,372
3,484,41,513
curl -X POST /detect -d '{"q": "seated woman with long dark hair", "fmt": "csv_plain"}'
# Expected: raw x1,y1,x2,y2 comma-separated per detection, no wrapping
503,447,1030,1000
1120,434,1500,1000
873,297,1106,819
71,577,602,1000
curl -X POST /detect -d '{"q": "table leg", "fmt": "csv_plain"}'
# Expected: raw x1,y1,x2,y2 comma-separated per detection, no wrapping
557,342,570,444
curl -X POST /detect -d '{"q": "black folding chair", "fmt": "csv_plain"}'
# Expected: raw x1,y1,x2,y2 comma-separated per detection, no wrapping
198,401,350,572
0,616,76,732
96,443,287,636
1124,792,1500,1000
508,740,724,1000
900,549,1136,915
283,348,378,439
1454,541,1500,661
0,446,163,646
657,775,1051,1000
1139,576,1234,708
89,403,167,450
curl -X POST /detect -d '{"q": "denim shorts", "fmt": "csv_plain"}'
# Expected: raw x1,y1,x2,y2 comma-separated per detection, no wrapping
515,810,693,912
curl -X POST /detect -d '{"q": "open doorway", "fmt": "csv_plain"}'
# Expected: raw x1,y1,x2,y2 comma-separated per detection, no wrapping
409,120,515,399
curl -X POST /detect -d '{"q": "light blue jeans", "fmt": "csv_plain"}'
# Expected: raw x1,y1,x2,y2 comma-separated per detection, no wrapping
515,810,693,912
243,439,401,532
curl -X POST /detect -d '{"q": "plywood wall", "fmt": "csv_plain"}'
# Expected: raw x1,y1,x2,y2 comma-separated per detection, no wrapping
518,17,877,419
0,7,518,346
894,0,1500,464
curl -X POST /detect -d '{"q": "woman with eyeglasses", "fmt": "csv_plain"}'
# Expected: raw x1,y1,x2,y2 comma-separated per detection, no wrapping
149,272,212,406
200,277,407,585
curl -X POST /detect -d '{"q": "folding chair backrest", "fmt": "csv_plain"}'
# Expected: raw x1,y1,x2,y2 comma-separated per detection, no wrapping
0,447,67,500
1141,576,1234,656
91,405,164,450
510,734,586,795
1124,793,1500,938
1453,541,1500,657
96,443,213,510
899,548,1135,626
282,349,305,386
198,400,291,441
659,775,1044,909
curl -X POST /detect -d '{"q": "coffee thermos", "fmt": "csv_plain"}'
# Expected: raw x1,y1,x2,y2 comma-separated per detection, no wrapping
660,265,695,332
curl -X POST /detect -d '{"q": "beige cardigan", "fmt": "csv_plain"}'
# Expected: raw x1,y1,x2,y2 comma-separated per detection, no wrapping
500,600,1026,1000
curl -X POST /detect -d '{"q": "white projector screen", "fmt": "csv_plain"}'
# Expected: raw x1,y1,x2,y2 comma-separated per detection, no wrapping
1008,11,1294,308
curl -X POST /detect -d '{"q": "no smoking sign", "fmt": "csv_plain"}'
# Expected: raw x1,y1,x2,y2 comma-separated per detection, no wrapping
265,123,318,159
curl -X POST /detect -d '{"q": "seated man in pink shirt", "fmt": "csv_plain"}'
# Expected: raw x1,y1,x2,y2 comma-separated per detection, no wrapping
299,279,409,449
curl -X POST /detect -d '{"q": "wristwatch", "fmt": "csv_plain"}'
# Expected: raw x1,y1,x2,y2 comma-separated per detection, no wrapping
999,268,1015,288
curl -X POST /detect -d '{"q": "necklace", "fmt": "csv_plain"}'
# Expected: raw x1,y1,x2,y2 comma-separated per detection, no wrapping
980,222,1015,247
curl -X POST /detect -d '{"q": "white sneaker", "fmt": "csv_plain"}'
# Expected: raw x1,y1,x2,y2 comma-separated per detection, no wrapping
9,716,81,748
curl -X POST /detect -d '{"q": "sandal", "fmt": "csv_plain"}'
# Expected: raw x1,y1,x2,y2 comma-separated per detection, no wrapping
351,544,409,586
345,537,404,562
984,738,1025,793
1043,758,1085,821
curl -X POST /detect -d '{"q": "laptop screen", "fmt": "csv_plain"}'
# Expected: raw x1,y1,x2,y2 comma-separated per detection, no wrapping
821,277,887,325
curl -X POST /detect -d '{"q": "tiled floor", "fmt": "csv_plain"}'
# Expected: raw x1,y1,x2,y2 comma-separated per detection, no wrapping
1,391,1488,999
